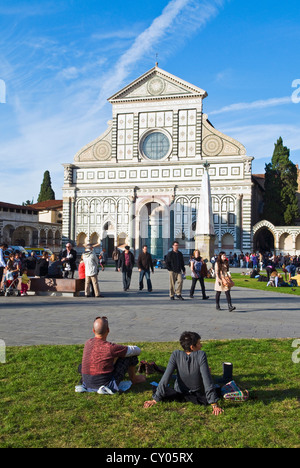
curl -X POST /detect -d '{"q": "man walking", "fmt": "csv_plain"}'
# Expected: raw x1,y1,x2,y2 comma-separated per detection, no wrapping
165,241,186,300
137,245,154,292
118,246,135,291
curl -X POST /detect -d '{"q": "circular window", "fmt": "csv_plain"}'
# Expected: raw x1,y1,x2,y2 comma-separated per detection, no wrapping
141,131,171,161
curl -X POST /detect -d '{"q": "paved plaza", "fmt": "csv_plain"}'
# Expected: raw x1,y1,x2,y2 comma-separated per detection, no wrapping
0,267,299,347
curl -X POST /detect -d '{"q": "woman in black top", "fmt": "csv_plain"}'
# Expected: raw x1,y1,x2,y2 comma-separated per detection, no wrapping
144,331,223,416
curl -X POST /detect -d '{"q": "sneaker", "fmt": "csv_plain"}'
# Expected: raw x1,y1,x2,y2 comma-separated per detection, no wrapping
176,295,184,300
229,305,236,312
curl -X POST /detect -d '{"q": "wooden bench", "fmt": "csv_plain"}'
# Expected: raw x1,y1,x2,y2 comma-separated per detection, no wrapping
18,278,85,296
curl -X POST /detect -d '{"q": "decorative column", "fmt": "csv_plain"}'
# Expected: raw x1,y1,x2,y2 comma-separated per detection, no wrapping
235,194,243,251
129,188,137,251
195,162,215,261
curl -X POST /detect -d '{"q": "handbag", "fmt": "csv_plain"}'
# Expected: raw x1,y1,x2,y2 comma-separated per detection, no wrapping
221,380,249,401
222,275,235,288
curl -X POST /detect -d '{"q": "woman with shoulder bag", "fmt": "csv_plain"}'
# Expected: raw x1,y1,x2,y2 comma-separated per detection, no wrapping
214,252,236,312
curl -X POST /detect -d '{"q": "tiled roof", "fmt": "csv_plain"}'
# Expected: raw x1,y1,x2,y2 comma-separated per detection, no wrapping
27,200,63,210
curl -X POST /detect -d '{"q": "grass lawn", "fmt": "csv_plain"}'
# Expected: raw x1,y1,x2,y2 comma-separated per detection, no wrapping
1,339,299,448
188,272,300,296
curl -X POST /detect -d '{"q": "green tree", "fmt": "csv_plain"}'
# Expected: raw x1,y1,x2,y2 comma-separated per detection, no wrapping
37,171,55,202
263,137,299,225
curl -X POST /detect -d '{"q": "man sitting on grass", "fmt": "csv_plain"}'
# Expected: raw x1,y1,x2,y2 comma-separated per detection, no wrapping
79,317,146,393
143,331,223,416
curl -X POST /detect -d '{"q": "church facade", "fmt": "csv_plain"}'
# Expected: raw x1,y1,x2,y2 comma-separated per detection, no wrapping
62,66,254,258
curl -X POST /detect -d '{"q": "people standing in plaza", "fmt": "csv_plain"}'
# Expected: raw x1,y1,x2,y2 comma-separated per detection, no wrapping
99,248,108,272
118,246,135,292
82,243,103,298
189,250,209,300
0,243,7,287
137,245,154,292
60,243,77,279
214,252,236,312
112,247,120,271
165,241,186,300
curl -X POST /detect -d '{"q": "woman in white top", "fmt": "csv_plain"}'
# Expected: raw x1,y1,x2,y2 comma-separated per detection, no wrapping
214,252,236,312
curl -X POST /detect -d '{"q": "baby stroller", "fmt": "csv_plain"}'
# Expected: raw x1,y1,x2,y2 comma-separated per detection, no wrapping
2,271,20,297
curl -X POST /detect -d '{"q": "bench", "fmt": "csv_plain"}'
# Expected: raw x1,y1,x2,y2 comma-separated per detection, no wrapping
18,277,85,297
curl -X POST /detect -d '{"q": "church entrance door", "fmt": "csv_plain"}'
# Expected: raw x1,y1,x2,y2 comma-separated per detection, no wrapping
140,202,164,260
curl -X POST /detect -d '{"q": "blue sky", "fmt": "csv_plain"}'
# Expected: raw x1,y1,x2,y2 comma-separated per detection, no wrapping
0,0,299,204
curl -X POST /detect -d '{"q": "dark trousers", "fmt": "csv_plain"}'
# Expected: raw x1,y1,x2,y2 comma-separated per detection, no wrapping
154,386,210,406
139,269,152,292
122,268,132,291
216,290,233,307
0,267,4,286
190,276,207,298
78,355,138,388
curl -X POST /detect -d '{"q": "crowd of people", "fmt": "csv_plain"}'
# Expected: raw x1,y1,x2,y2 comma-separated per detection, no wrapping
2,242,299,416
1,242,300,301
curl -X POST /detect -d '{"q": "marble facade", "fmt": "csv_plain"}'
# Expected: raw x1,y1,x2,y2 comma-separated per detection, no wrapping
62,65,254,258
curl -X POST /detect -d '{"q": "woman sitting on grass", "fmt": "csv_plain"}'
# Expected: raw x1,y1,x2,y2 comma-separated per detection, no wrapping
143,331,223,416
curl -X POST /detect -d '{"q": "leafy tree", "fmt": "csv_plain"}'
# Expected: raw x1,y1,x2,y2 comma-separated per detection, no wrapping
37,171,55,202
22,199,34,206
263,137,299,225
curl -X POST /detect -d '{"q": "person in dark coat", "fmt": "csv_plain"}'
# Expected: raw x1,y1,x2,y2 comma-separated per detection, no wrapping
137,245,154,292
165,241,186,300
35,252,49,277
118,246,135,291
60,243,77,278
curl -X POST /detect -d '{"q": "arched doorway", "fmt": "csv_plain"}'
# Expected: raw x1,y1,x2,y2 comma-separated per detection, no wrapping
139,202,164,259
253,227,275,252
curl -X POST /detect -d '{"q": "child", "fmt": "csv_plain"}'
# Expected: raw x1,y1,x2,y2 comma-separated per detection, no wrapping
5,253,18,288
21,268,30,296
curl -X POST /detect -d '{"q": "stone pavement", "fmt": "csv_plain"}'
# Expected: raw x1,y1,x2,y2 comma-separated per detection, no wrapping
0,268,299,347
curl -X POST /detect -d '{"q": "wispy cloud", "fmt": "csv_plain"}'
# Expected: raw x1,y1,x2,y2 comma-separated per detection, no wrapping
0,0,227,204
210,96,293,115
89,0,226,115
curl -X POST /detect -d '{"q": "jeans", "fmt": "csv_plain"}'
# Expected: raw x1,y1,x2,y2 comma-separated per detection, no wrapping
139,269,152,291
122,268,132,291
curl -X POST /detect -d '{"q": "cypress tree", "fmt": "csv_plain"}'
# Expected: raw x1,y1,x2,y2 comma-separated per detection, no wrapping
37,171,55,202
263,137,299,225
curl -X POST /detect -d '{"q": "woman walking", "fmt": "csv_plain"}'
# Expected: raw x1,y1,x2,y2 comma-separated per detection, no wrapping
214,252,236,312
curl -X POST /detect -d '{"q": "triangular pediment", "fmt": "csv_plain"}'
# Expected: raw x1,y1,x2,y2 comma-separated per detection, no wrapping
108,66,207,102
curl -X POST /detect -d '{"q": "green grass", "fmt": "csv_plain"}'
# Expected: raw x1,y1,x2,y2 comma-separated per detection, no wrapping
186,273,300,296
1,340,299,448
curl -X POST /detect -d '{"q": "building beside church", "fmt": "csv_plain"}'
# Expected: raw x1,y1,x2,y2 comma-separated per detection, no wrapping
62,65,254,258
0,200,62,251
